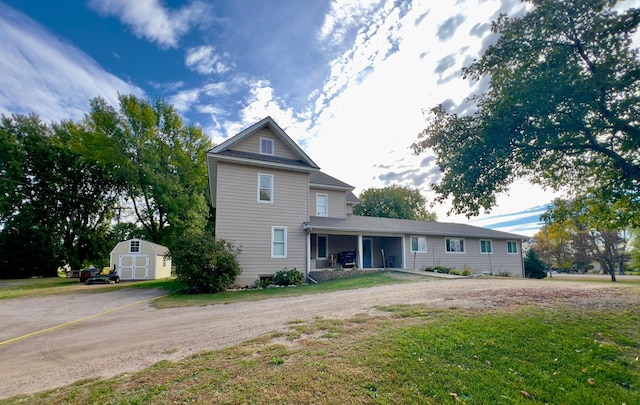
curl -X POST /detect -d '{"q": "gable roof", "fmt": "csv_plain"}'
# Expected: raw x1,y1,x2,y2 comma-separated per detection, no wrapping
209,116,320,171
305,215,527,240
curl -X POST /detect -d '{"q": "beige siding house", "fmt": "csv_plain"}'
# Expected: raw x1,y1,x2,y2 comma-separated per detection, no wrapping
208,117,526,286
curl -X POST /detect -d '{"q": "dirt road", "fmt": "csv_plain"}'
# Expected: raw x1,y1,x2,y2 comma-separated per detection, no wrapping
0,276,634,399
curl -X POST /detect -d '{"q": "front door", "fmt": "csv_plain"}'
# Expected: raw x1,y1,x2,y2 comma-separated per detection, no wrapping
363,238,373,268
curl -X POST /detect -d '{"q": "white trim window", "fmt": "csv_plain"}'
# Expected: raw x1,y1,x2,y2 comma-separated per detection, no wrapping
272,226,287,258
507,240,518,254
480,239,493,254
260,137,274,155
316,235,328,259
445,238,465,253
130,240,140,253
410,236,427,253
316,193,328,216
258,173,274,203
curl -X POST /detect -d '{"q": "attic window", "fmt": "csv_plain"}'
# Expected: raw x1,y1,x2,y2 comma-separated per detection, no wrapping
130,240,140,253
260,138,274,155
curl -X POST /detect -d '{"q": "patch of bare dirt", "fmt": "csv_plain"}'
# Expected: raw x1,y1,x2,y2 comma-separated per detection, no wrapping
0,277,636,399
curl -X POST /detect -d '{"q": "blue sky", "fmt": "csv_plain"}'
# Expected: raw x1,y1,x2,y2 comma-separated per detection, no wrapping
5,0,628,236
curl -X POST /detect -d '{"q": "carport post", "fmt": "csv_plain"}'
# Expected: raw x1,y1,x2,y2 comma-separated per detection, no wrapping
357,235,363,269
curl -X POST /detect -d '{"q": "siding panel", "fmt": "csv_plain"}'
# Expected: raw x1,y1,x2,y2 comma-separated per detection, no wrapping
216,162,310,285
309,188,347,218
232,128,298,159
403,236,523,276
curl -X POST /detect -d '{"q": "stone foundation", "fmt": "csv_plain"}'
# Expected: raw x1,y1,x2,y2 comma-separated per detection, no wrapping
308,268,384,282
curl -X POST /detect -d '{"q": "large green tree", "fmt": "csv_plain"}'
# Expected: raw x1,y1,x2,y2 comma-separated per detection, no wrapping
0,115,121,277
84,95,212,246
354,185,437,221
412,0,640,229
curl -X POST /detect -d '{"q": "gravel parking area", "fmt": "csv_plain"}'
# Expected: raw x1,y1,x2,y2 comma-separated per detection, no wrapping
0,276,636,399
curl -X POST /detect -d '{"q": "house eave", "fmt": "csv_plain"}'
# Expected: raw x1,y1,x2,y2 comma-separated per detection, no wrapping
210,153,320,173
309,183,354,191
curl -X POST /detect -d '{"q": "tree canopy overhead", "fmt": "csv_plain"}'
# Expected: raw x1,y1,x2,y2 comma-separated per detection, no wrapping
412,0,640,229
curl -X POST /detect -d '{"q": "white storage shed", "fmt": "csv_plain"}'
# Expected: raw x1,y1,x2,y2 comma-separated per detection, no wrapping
110,239,172,280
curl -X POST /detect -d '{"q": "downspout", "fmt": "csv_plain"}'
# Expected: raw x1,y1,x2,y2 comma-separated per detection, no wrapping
520,239,526,278
303,223,312,282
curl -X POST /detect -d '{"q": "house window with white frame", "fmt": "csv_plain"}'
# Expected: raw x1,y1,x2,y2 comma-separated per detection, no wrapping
260,137,274,155
410,236,427,253
316,193,328,216
507,240,518,254
445,238,465,253
316,235,328,259
272,226,287,258
480,239,493,254
258,174,274,203
130,240,140,253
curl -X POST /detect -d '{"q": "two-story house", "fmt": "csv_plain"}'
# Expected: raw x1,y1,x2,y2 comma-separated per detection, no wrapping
207,117,526,286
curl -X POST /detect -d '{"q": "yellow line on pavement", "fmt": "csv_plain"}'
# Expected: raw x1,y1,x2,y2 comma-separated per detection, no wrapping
0,293,171,346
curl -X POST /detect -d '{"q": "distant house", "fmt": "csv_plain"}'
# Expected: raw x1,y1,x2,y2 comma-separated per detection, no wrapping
207,117,525,286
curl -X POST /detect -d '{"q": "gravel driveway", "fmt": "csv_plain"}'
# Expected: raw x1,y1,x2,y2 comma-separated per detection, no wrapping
0,276,634,399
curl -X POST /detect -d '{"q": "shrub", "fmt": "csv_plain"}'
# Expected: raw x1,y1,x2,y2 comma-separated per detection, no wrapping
460,266,472,276
273,268,304,286
171,232,241,293
432,266,452,274
524,248,548,279
255,277,272,289
449,269,461,275
496,271,511,277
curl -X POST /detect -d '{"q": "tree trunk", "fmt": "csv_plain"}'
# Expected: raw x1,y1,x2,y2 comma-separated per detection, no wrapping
602,261,617,282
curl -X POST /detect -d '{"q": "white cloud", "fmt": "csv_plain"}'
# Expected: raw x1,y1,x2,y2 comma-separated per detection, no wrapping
185,45,231,75
0,3,143,123
168,88,200,113
319,0,384,46
148,80,185,92
88,0,213,48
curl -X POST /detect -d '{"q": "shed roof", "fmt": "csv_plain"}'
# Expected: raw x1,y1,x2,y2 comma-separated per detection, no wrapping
305,215,527,240
112,239,170,256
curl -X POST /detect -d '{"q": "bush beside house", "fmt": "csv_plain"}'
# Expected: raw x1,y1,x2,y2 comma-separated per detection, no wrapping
171,233,241,293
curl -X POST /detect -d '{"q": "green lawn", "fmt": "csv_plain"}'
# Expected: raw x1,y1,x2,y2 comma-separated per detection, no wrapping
0,272,419,303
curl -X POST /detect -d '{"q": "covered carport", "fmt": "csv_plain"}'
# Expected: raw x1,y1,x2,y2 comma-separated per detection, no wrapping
304,217,404,271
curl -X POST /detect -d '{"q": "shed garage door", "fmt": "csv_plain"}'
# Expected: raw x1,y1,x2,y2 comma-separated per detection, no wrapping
119,254,149,280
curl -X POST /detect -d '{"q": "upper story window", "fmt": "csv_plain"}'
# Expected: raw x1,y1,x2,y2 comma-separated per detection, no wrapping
258,173,274,203
445,238,465,253
507,240,518,254
130,240,140,253
316,193,328,216
410,236,427,253
480,239,493,254
260,137,274,155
